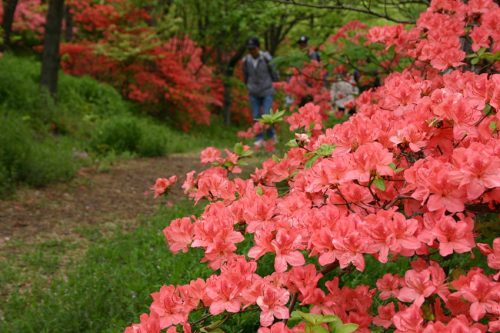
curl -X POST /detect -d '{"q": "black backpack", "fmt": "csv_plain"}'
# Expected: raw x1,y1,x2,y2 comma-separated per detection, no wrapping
244,55,279,82
263,57,280,82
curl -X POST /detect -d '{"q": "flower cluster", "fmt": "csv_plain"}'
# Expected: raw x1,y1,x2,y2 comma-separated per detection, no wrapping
366,0,500,71
151,176,177,199
58,1,223,128
0,0,46,41
126,0,500,332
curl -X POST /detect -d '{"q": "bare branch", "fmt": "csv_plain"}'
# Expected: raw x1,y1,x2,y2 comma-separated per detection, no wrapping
261,0,428,24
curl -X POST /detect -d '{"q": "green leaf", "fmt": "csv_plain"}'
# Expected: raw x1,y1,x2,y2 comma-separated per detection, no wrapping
316,144,336,157
240,150,253,158
470,57,479,65
319,315,341,324
260,109,286,125
256,186,264,196
389,163,405,173
291,310,303,320
305,155,321,169
312,325,329,333
484,104,492,115
422,303,435,321
373,177,386,191
489,121,497,131
291,311,319,325
286,139,299,148
333,323,359,333
200,328,225,333
233,142,244,155
272,154,281,162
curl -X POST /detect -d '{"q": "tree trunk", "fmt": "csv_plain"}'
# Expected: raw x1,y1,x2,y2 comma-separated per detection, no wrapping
1,0,19,51
222,45,247,126
40,0,65,96
222,74,233,126
64,5,73,42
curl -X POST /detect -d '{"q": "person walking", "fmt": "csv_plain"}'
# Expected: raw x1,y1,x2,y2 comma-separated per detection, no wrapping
330,73,359,115
297,35,320,62
242,37,279,147
296,35,322,107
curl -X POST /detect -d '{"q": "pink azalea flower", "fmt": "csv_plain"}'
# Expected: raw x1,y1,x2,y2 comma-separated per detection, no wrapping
200,147,222,164
124,312,160,333
373,303,396,329
345,142,394,183
151,176,177,199
150,285,191,329
205,276,243,315
163,217,194,253
270,229,305,273
377,273,403,300
398,269,436,306
256,285,290,327
258,322,291,333
392,305,423,333
286,102,323,131
487,238,500,270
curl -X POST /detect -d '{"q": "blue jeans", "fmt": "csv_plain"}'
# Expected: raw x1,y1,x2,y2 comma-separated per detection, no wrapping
249,94,275,140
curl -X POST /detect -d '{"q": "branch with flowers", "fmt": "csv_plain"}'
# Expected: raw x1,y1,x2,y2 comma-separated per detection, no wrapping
126,1,500,332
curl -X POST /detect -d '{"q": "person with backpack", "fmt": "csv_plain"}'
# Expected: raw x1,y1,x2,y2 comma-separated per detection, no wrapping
243,37,279,147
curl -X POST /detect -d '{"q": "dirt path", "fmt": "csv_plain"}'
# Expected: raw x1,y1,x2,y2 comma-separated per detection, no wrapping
0,154,202,251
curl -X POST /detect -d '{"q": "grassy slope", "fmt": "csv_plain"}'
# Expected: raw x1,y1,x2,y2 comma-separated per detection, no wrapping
0,201,210,333
0,54,239,198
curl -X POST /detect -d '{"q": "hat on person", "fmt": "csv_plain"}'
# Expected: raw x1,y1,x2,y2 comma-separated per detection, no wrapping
298,36,308,44
246,37,260,49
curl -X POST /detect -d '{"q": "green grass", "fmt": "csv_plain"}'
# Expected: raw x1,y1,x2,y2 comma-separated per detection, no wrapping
0,199,265,333
0,200,210,333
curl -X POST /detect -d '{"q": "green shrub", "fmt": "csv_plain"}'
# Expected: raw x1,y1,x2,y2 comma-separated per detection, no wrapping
91,116,142,154
0,55,41,115
0,164,13,197
0,116,76,195
137,125,167,157
58,75,126,116
0,116,32,182
91,116,173,157
22,143,75,187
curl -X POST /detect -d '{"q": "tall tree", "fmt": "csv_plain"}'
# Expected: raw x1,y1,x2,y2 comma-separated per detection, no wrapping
40,0,65,96
1,0,19,51
64,4,73,42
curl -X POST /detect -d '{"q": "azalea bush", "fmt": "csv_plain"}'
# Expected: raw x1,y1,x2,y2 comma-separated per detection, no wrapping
125,0,500,332
0,0,46,46
58,0,222,127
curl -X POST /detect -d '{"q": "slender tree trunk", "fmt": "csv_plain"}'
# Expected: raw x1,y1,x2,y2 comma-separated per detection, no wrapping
1,0,19,51
222,73,233,126
64,5,73,42
40,0,65,96
222,45,247,126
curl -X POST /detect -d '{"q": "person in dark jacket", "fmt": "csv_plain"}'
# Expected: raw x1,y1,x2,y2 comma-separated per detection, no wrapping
243,37,278,147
